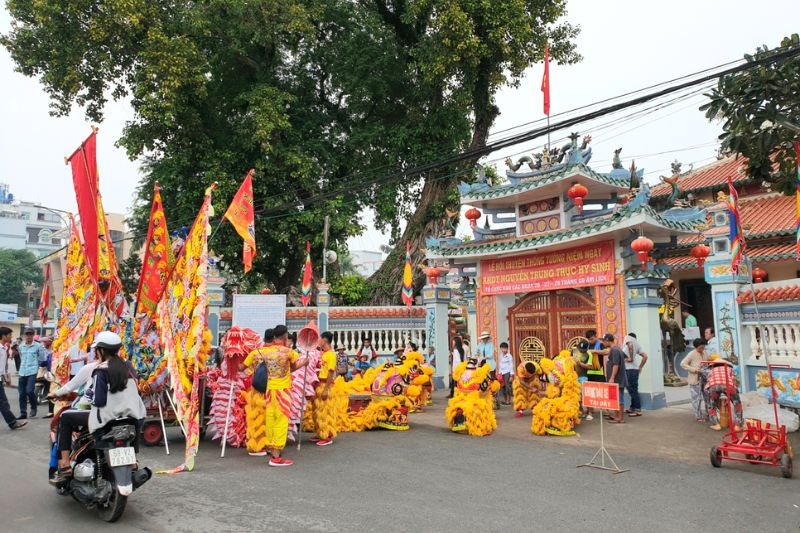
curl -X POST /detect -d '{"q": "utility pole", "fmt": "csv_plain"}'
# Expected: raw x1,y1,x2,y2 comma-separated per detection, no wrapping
321,216,330,282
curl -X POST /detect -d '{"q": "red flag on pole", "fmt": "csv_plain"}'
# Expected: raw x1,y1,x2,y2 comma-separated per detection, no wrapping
401,242,413,307
223,169,256,273
67,130,100,278
541,43,551,116
39,263,51,325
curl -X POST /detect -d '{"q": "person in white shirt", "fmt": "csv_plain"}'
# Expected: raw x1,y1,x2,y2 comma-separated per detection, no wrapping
622,333,648,416
497,342,514,406
449,337,465,398
69,345,90,379
704,327,720,357
0,327,27,429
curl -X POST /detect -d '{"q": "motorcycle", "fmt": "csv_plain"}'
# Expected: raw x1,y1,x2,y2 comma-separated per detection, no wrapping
54,417,152,522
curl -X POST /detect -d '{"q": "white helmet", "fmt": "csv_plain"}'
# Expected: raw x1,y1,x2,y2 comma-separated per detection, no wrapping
91,331,123,350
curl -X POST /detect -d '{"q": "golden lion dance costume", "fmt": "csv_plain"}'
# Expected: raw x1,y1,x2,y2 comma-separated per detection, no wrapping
353,355,425,431
405,352,434,412
311,348,340,441
446,359,501,436
531,351,581,436
513,361,542,417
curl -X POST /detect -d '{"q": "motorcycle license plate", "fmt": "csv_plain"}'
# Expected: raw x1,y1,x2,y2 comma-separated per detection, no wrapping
108,447,136,467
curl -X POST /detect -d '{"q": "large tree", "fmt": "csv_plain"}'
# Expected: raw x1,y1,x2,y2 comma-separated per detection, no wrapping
3,0,579,302
701,34,800,196
0,249,41,310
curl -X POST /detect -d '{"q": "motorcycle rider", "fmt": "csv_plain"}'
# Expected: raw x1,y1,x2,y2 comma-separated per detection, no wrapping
51,332,145,484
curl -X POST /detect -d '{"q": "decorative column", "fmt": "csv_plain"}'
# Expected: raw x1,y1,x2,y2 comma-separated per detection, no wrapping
316,282,330,332
704,259,749,389
424,284,452,389
624,269,668,409
464,288,477,342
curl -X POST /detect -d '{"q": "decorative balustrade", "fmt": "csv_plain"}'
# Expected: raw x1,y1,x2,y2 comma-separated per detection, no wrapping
286,306,427,355
739,280,800,368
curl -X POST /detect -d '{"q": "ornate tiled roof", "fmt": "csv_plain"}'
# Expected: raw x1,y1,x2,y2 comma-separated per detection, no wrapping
651,156,754,199
738,284,800,304
286,307,426,319
428,204,698,258
462,163,629,203
676,193,796,247
662,242,798,270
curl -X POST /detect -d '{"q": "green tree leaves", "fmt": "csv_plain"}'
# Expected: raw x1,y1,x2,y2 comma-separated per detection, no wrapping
701,34,800,195
0,249,41,309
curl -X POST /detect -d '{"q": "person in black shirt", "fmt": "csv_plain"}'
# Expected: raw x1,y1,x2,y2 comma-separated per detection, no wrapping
602,333,627,423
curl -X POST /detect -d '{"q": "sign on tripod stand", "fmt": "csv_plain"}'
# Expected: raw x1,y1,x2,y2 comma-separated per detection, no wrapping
577,381,628,474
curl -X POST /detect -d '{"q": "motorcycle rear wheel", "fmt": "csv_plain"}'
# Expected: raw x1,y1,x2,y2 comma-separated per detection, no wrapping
97,488,127,522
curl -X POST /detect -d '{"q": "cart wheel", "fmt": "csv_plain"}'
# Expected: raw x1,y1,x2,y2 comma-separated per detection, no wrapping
710,446,722,468
781,454,793,479
142,422,163,447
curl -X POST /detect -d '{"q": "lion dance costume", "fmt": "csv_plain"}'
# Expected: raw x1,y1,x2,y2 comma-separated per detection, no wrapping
446,359,501,436
207,327,261,449
311,348,340,442
513,361,542,417
531,351,581,436
243,343,277,454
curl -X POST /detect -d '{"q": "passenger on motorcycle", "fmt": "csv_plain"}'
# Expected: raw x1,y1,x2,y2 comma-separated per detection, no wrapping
50,332,145,484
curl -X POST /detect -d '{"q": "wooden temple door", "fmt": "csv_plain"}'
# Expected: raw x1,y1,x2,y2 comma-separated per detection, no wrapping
508,289,596,365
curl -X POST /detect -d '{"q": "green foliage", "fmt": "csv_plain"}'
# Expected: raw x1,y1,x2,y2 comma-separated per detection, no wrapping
2,0,579,298
329,275,370,306
0,249,41,309
701,34,800,195
117,253,142,298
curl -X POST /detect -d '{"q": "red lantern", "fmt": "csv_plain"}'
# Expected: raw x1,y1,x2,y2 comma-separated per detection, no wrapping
690,243,710,268
465,207,481,228
752,267,767,283
568,183,589,214
424,266,448,285
631,236,654,271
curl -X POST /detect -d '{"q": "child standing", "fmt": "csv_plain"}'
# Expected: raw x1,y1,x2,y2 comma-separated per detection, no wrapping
498,342,514,406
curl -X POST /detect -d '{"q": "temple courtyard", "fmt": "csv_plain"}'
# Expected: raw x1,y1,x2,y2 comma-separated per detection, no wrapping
1,388,797,532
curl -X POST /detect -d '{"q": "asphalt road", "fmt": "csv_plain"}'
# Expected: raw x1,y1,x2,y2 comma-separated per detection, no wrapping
1,389,798,532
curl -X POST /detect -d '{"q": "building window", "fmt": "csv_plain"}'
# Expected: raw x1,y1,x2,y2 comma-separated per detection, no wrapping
713,238,729,254
37,212,45,221
38,229,52,244
713,212,727,227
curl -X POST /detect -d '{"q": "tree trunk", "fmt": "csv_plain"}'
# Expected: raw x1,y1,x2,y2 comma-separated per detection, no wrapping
366,97,498,305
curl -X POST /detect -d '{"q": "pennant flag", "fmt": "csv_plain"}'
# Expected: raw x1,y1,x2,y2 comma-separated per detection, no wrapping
541,43,551,116
51,218,99,389
38,263,51,325
793,140,800,260
66,129,117,289
401,242,413,307
135,182,172,329
301,241,313,307
223,169,256,273
157,186,215,473
67,130,100,278
726,176,746,274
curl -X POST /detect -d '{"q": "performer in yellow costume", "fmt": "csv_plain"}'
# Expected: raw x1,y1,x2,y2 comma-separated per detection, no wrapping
513,361,542,417
531,350,581,436
446,359,501,436
242,329,275,456
312,331,338,446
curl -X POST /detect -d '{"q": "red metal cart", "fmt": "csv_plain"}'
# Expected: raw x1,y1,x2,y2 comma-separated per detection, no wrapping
709,363,793,478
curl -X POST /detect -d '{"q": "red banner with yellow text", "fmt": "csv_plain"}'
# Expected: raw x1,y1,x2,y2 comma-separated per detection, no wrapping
479,240,615,295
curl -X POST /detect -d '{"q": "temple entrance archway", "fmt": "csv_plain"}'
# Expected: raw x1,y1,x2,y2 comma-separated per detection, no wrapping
508,289,596,364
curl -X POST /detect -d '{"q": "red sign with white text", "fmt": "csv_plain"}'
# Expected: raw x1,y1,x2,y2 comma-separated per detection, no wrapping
582,382,620,411
479,240,615,295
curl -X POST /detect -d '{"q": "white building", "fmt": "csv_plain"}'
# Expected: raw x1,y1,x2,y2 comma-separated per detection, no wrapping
0,183,66,258
350,249,383,277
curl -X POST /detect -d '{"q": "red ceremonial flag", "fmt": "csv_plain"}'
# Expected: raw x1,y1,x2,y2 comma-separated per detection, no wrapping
727,176,746,274
541,43,551,116
67,130,100,278
135,182,172,327
39,263,51,325
401,242,413,307
301,241,312,307
223,169,257,273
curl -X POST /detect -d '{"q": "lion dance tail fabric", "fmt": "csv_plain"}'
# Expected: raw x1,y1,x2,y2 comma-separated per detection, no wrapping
532,351,581,436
